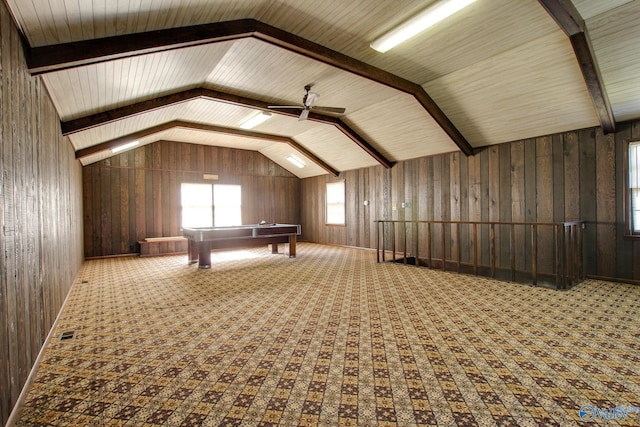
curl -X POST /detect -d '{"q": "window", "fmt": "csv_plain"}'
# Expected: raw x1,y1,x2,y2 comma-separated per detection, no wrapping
326,181,346,225
213,184,242,227
181,183,213,227
627,141,640,236
181,183,241,228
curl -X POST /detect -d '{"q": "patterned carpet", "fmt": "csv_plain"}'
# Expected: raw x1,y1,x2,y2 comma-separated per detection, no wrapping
11,243,640,426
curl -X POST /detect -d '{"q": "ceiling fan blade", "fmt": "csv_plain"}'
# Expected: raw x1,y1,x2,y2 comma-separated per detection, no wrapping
314,106,346,114
299,109,310,121
268,105,303,109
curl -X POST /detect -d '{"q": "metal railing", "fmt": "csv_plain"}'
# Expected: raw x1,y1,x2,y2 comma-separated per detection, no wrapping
375,220,584,290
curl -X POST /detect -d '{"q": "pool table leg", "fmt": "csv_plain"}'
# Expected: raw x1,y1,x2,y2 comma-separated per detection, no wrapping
288,235,296,258
198,242,212,269
188,240,199,264
271,243,279,254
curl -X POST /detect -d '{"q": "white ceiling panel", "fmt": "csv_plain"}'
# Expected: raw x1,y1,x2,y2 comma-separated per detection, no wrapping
585,1,640,122
573,0,634,20
5,0,639,177
8,0,270,46
346,92,457,161
42,42,235,120
259,144,328,179
206,38,399,114
294,126,380,172
354,0,560,84
424,31,599,147
160,128,276,151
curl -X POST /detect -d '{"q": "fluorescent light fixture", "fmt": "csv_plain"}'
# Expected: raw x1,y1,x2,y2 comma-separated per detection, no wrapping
111,140,139,153
370,0,476,53
240,111,272,129
287,155,305,168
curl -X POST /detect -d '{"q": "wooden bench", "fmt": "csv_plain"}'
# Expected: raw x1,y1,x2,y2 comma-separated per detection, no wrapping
138,236,188,257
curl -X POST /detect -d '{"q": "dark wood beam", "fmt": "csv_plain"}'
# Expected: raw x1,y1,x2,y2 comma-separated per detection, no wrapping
30,19,473,155
62,88,246,135
74,120,340,176
62,88,204,135
26,19,256,75
570,32,615,134
538,0,615,133
75,122,177,158
538,0,584,36
62,87,393,169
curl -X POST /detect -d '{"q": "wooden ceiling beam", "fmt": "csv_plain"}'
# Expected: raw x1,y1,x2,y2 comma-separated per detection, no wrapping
29,19,473,156
538,0,615,133
538,0,584,36
74,120,340,176
62,88,203,135
26,20,256,75
63,87,393,169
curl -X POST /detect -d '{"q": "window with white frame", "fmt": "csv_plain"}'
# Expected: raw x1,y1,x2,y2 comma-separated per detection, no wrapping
326,181,346,225
181,183,242,228
628,141,640,236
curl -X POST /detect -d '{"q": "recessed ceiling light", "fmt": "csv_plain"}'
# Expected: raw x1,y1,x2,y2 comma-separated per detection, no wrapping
287,155,305,168
240,111,272,129
371,0,476,53
111,140,139,153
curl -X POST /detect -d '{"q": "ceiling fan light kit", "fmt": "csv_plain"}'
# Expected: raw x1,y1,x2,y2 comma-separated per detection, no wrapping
371,0,477,53
268,85,346,121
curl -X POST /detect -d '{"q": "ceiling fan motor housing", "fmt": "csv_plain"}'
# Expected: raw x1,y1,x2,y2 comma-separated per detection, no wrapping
305,91,320,108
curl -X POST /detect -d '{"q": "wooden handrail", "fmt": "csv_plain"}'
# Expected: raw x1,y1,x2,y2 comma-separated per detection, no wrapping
375,219,585,289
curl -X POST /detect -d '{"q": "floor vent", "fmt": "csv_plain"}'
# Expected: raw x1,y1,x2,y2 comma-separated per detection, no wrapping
59,331,76,341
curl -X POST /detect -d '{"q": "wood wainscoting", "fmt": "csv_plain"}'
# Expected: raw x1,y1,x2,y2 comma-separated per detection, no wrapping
0,2,84,424
301,123,640,283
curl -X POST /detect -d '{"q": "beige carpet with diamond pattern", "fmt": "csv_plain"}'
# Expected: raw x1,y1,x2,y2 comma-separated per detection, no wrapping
11,243,640,426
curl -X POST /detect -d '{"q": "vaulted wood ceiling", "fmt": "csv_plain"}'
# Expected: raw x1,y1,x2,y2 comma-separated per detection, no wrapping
5,0,639,178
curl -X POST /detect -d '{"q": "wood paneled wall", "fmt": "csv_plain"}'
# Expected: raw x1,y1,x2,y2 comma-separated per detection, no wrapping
1,1,84,424
82,141,301,258
301,123,640,283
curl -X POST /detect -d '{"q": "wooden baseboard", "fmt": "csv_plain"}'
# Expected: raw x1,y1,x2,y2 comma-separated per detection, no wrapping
586,275,640,286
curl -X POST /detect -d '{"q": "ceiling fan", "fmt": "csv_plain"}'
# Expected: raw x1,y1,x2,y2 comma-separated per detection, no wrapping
268,85,346,121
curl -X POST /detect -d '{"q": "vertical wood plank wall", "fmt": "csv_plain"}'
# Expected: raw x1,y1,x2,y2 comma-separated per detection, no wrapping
82,141,301,258
0,1,85,424
301,123,640,282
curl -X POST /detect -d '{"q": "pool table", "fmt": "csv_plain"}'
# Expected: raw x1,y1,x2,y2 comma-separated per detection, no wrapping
183,223,301,269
